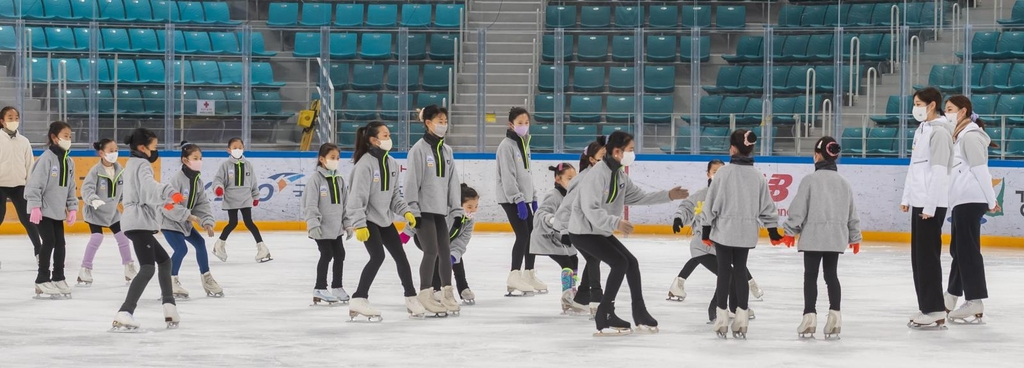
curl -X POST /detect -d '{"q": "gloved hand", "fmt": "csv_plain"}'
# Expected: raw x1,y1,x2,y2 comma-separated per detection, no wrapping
90,199,106,209
355,227,370,242
308,226,322,239
399,232,412,244
849,243,860,254
215,186,224,197
701,225,712,247
414,217,422,229
767,227,783,245
560,234,571,245
516,201,529,220
29,207,42,224
66,210,77,226
164,203,175,210
781,235,796,248
171,192,185,204
531,201,538,213
672,218,684,234
451,255,457,265
404,212,417,228
253,199,259,207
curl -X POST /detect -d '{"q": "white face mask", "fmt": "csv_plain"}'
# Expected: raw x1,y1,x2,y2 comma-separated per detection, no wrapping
432,123,448,138
104,152,119,163
912,106,929,123
378,138,393,152
4,121,19,131
230,149,244,159
465,212,475,219
945,111,961,123
620,151,636,167
187,159,202,171
58,138,72,151
324,159,339,171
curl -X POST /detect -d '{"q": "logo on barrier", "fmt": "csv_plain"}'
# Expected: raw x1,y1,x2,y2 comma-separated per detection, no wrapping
767,174,793,202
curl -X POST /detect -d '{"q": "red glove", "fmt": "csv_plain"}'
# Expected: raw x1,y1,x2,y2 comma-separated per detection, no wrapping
702,239,713,248
253,199,259,207
399,233,411,244
215,186,224,197
164,203,176,210
171,192,185,204
782,235,796,248
849,243,860,254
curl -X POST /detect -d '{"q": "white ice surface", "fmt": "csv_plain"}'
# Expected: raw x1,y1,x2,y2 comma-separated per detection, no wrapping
2,232,1023,367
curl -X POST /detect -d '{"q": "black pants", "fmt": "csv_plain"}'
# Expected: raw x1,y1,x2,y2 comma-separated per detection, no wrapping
417,213,452,290
36,217,67,283
314,236,345,290
948,203,989,300
573,249,603,305
0,186,42,255
677,254,742,320
89,222,122,234
714,244,750,311
803,251,841,314
354,223,417,298
569,234,645,312
911,206,947,314
220,208,263,243
501,203,536,270
121,230,174,313
429,259,470,293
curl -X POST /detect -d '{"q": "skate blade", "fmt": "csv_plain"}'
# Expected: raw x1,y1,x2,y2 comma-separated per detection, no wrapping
824,333,841,340
407,312,426,320
166,321,180,329
534,289,549,294
716,332,728,339
504,291,535,297
635,325,660,334
33,294,66,300
348,314,384,323
173,294,190,301
593,328,632,337
205,292,225,298
907,320,948,330
461,300,476,306
255,256,273,263
77,279,92,286
666,294,685,302
732,331,747,339
798,331,815,339
109,326,145,333
426,312,449,318
445,310,460,317
948,315,984,324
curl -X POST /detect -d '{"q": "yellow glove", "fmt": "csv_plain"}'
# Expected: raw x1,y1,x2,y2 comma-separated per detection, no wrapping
404,212,417,228
355,227,370,242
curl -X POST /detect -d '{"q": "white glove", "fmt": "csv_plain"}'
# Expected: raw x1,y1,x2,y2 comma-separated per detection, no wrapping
90,199,106,209
308,226,323,239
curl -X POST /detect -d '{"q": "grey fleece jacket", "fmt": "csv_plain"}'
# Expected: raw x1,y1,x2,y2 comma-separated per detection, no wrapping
346,148,411,229
212,156,259,210
24,146,78,220
552,167,591,235
81,162,124,227
569,159,673,236
782,162,862,253
531,185,577,256
403,133,463,218
303,166,351,240
699,157,779,248
121,155,178,232
495,130,537,205
160,168,216,235
673,187,714,257
403,213,475,263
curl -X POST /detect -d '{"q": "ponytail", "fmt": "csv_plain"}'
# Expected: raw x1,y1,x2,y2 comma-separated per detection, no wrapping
352,121,386,162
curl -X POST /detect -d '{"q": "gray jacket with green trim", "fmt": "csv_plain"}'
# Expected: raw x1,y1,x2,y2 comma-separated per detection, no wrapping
495,131,536,204
346,148,411,229
121,155,178,232
403,133,462,218
782,162,862,253
160,168,216,235
24,146,78,221
568,159,673,236
698,157,779,248
303,166,350,240
81,162,123,227
212,156,259,210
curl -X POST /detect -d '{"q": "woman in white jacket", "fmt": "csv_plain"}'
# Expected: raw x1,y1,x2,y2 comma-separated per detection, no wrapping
0,106,42,257
942,95,999,323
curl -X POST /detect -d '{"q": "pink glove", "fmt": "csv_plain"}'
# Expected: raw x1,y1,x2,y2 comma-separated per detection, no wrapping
66,210,77,226
399,233,411,244
29,208,42,224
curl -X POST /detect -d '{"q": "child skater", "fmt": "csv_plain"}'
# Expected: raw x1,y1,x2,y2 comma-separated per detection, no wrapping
26,121,79,299
112,128,185,330
161,141,221,300
0,106,43,259
496,107,545,294
302,143,351,306
568,131,689,336
781,137,861,339
531,163,586,314
78,138,137,286
670,159,765,322
346,121,423,320
700,129,782,339
404,105,463,316
212,137,271,263
403,183,482,304
554,137,606,316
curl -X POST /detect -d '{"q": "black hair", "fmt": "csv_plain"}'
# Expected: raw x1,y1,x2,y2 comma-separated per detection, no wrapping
460,183,479,204
914,86,944,116
93,138,115,151
508,107,530,123
549,162,576,178
729,129,757,156
353,121,386,163
420,104,448,123
124,128,157,152
316,143,340,168
48,121,72,144
707,159,725,172
180,140,202,159
814,136,841,161
227,137,243,147
605,131,634,160
1,106,18,119
578,135,607,171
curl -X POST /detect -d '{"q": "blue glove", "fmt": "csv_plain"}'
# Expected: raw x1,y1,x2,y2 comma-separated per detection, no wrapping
451,255,457,264
516,201,528,220
531,201,538,213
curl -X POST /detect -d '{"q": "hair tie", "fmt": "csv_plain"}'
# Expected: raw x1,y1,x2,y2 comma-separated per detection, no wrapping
970,112,979,123
417,108,425,122
556,163,562,171
743,131,754,147
826,142,840,157
583,146,588,155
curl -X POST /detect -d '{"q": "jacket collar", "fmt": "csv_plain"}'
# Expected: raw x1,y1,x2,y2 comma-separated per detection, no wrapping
317,166,338,177
555,183,567,196
505,129,527,143
814,160,838,172
369,146,387,159
604,156,623,172
422,132,443,147
182,165,201,180
48,144,67,157
730,155,754,166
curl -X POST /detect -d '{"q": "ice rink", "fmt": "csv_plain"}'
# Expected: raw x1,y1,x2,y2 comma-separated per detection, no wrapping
1,232,1023,367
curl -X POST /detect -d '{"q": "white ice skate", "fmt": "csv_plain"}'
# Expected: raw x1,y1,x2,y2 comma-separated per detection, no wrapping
440,286,461,316
34,282,63,300
202,272,224,297
331,287,350,304
53,280,72,299
732,308,750,339
948,300,984,324
560,290,588,315
110,311,141,332
823,310,842,339
163,303,180,329
254,242,272,263
460,288,476,305
312,289,340,306
171,276,190,300
749,279,764,300
713,308,729,338
729,307,756,320
908,311,948,329
505,270,535,297
77,268,93,286
417,288,448,317
667,277,686,301
348,298,383,322
124,262,138,283
523,269,548,294
797,313,817,338
405,296,427,319
944,292,959,313
212,239,228,262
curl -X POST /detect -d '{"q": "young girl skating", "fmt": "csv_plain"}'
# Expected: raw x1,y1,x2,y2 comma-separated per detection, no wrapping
496,107,545,294
26,121,79,299
531,163,587,314
161,141,221,299
554,137,606,316
302,143,351,306
0,106,43,259
78,138,138,285
212,138,271,263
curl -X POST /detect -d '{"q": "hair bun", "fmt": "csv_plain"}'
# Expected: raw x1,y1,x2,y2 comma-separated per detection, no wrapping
596,135,607,145
92,141,102,150
827,142,842,156
180,140,191,148
548,165,558,172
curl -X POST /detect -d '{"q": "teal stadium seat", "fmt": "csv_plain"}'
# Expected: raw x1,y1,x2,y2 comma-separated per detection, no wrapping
334,4,363,28
649,5,678,29
401,4,431,28
351,64,384,91
546,5,576,28
300,3,331,27
614,5,642,28
577,35,608,61
580,6,610,28
569,96,602,123
573,66,605,92
682,5,711,28
434,4,463,28
366,4,398,28
266,2,297,27
608,67,634,92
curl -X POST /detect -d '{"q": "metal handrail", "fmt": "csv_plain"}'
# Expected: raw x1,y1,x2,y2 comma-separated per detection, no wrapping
804,67,817,138
934,0,941,40
822,98,833,137
890,4,901,72
849,36,861,104
452,38,459,105
314,57,336,135
952,3,962,55
910,35,921,86
866,67,879,118
26,28,33,94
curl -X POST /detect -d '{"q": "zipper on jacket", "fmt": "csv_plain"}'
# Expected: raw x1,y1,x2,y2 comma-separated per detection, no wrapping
188,174,201,209
449,216,466,240
378,152,390,191
606,170,620,204
234,161,244,187
327,175,342,204
59,150,70,187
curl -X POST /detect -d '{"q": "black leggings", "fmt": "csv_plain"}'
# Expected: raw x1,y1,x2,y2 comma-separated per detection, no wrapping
569,234,645,311
354,223,416,298
680,254,742,320
413,236,472,293
803,251,841,314
0,186,42,255
501,202,535,271
714,244,750,310
120,230,174,313
89,222,122,234
314,236,345,290
219,208,263,243
36,217,67,283
573,249,603,305
948,203,989,300
417,213,452,290
911,206,947,314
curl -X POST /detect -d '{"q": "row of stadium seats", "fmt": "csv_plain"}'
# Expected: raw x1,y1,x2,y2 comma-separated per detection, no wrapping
545,5,745,29
724,34,893,63
267,2,463,29
62,88,284,115
704,65,866,95
0,0,238,24
538,65,675,93
2,26,275,56
533,94,673,124
684,95,824,125
542,34,709,62
292,32,456,60
27,57,284,86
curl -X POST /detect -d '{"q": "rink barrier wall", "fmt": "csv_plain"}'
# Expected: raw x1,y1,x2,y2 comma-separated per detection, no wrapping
2,150,1022,248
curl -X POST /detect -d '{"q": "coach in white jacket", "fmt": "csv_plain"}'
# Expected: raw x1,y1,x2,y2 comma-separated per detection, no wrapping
0,106,42,256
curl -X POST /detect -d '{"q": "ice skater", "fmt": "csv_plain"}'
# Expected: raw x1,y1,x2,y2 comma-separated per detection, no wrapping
302,143,351,307
554,137,606,316
568,131,689,336
944,95,999,324
404,105,463,316
112,128,185,331
901,87,954,329
78,138,137,286
700,129,782,339
779,136,862,339
25,121,79,299
0,106,43,259
160,141,221,300
212,137,271,263
530,163,585,314
346,121,421,320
